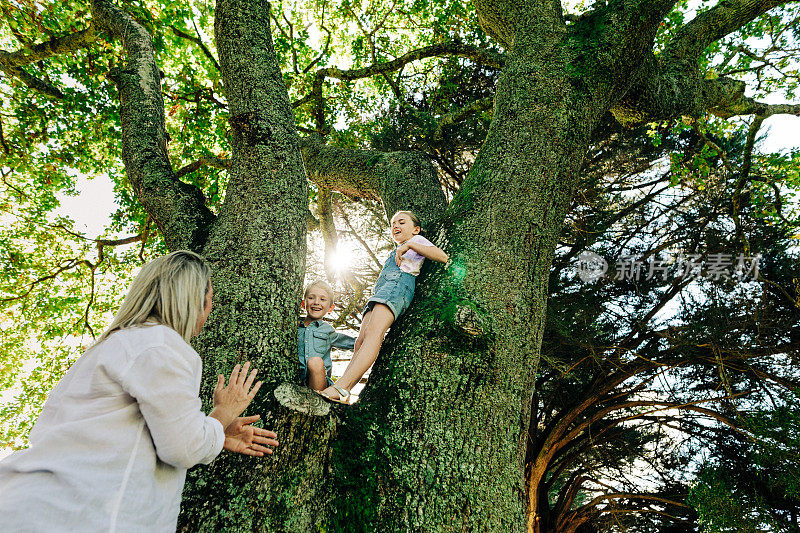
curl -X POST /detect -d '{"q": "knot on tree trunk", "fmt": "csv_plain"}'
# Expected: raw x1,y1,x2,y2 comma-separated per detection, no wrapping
451,303,491,339
274,382,335,416
230,112,274,145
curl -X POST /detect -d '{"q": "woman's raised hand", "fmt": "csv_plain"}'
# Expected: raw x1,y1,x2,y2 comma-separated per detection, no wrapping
224,414,278,457
209,362,262,431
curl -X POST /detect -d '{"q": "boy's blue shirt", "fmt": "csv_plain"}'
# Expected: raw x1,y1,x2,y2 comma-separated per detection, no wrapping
298,319,356,382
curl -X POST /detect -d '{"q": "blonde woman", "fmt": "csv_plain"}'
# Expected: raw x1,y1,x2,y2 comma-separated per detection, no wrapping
0,250,278,532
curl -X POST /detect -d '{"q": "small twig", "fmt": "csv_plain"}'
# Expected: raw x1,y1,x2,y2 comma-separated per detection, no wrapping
434,97,493,140
303,6,331,75
335,198,382,268
740,114,764,183
1,169,27,198
82,261,98,338
50,223,145,248
170,24,221,73
2,259,85,303
139,218,151,261
280,10,299,75
0,108,9,154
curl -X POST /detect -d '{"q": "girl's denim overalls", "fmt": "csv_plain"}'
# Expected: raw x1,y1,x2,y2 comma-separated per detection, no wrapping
363,250,417,319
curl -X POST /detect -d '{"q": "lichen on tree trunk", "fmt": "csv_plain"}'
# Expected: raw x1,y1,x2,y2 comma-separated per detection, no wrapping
88,0,794,529
177,0,320,529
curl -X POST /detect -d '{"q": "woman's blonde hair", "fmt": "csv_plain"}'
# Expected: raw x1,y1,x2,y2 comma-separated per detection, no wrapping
97,250,212,343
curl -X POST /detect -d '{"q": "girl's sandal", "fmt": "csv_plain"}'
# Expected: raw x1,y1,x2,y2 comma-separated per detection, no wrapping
318,384,351,405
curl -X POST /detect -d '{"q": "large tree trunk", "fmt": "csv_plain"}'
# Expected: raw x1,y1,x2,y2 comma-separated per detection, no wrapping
177,0,317,529
93,0,782,529
331,15,607,533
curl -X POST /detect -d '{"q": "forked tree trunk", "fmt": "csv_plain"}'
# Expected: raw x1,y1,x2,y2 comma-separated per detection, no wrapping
329,21,608,533
166,0,680,530
92,0,795,528
175,2,607,532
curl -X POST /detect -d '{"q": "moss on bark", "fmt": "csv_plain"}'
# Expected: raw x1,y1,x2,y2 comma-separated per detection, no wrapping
94,0,791,530
178,0,315,529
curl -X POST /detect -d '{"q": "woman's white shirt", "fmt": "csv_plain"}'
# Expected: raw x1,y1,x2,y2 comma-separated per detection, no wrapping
0,324,225,532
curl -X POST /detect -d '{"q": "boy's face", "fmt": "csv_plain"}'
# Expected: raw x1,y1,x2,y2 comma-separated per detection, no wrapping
303,287,334,320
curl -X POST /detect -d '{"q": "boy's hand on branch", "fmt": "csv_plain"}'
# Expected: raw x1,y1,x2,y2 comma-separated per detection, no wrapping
224,414,279,457
209,362,262,430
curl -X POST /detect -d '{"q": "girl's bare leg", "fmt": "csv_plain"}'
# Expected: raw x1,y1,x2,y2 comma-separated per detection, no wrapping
321,303,394,400
353,309,371,354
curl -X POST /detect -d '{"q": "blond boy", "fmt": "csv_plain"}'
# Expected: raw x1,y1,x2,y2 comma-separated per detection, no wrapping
298,281,356,390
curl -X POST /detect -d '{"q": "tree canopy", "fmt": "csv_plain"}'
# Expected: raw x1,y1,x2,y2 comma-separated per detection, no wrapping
1,0,799,530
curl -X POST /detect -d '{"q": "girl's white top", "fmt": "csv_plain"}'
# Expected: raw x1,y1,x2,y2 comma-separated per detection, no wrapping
399,235,435,276
0,324,225,533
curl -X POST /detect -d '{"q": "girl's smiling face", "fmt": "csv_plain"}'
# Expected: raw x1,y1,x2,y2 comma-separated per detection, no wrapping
391,213,421,244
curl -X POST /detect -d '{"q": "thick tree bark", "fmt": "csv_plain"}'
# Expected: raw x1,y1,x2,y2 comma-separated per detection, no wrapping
177,0,314,530
611,0,798,124
301,135,446,226
85,0,800,531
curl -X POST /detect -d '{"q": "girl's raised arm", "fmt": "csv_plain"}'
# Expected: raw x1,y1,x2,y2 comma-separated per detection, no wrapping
398,237,449,264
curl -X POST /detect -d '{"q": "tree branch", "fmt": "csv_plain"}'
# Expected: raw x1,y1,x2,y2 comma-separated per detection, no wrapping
578,492,689,513
434,97,494,140
169,137,446,231
169,24,221,73
0,113,9,154
1,258,91,303
175,156,231,178
304,42,504,132
613,68,800,126
0,24,97,100
664,0,794,62
303,20,331,74
318,186,339,282
300,135,446,226
609,1,799,125
90,0,215,252
202,0,309,260
742,114,766,182
707,87,800,119
0,24,96,68
0,64,66,99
